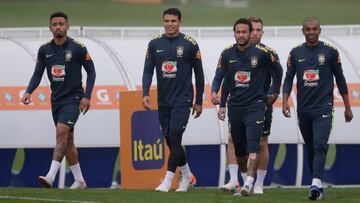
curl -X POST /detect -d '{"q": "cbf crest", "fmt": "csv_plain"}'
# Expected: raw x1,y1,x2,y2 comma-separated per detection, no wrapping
318,53,325,65
251,56,258,68
176,46,184,57
65,50,72,62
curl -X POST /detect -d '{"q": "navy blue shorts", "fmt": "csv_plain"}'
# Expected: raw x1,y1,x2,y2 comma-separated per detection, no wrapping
158,106,191,136
228,105,265,156
262,105,273,137
51,98,80,128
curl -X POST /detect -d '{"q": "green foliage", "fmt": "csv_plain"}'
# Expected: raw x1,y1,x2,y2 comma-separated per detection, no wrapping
0,0,359,27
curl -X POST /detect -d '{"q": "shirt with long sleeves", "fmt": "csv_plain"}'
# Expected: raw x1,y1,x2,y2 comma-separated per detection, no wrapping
283,41,348,112
217,43,283,108
26,37,96,102
142,33,204,107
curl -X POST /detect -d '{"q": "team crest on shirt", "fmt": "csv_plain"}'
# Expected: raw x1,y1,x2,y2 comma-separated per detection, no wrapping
303,69,319,87
162,61,177,78
318,53,325,65
51,65,66,81
251,56,258,68
176,46,184,57
234,71,251,87
65,50,72,62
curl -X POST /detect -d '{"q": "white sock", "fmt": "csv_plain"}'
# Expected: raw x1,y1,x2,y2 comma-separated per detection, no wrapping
164,171,175,185
245,176,255,187
179,163,193,179
311,178,322,188
255,169,267,186
46,160,61,182
241,172,247,184
228,164,239,183
69,163,85,182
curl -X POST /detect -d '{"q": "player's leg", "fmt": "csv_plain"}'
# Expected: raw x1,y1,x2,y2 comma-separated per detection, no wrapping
66,131,86,189
240,109,263,196
298,112,315,175
155,107,173,192
228,107,248,194
308,111,332,200
254,106,272,194
170,107,195,192
37,103,65,188
220,134,241,191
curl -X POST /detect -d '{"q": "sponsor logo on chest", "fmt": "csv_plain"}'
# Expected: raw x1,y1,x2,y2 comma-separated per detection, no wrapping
234,71,251,87
161,61,177,78
303,69,319,87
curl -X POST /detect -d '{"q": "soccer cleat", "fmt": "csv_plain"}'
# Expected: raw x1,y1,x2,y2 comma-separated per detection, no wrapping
308,185,325,200
240,184,254,196
220,181,240,192
69,180,87,189
37,176,53,188
175,175,196,192
155,180,171,192
253,184,264,194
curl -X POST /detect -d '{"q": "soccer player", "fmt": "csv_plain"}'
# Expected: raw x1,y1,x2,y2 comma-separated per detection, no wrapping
142,8,204,192
212,17,282,194
249,17,282,194
21,12,96,189
283,17,353,200
215,18,282,196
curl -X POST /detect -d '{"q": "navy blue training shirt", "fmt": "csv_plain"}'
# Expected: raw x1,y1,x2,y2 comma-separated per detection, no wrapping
142,33,205,107
214,43,283,108
283,41,348,112
26,37,96,101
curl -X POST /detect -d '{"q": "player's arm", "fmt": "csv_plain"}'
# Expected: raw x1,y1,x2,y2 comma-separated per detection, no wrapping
282,51,296,118
142,41,155,109
218,74,230,121
80,46,96,114
267,51,283,105
331,49,353,122
211,51,227,105
22,47,46,105
192,43,204,118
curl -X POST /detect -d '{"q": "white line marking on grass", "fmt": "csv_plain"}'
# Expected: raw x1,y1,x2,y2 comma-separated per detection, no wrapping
0,195,100,203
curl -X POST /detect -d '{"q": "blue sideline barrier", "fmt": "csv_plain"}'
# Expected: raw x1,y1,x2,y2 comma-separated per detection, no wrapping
0,149,16,186
185,145,220,187
65,147,118,188
10,148,59,187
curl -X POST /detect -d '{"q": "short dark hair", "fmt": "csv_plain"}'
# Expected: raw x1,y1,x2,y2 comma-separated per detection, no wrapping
50,12,68,23
163,8,181,21
233,18,253,32
248,16,263,25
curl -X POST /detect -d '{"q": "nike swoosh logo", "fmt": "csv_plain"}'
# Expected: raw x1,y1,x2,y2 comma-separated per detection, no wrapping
256,120,264,124
46,54,53,58
68,121,74,124
156,49,164,53
229,60,237,63
298,58,306,62
322,115,330,118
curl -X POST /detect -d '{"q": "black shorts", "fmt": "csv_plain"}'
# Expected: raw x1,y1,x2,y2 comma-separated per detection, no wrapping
262,105,273,137
158,106,191,136
228,105,265,156
51,98,80,129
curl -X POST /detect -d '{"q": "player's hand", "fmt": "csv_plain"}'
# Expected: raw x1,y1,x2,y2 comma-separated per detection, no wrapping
192,104,202,118
80,98,90,115
218,107,226,121
282,102,291,118
142,96,151,110
344,108,353,122
266,93,278,106
211,92,220,105
21,93,32,105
